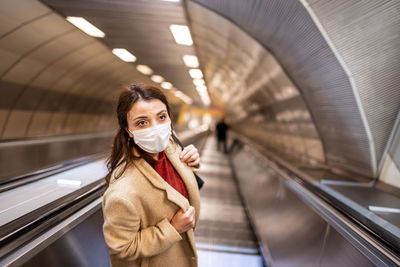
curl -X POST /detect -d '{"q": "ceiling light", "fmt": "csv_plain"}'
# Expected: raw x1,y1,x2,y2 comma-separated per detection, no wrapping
195,86,211,106
136,65,153,75
112,48,136,62
196,85,207,92
161,82,173,89
202,98,211,106
162,0,180,2
175,91,184,97
193,79,205,86
183,55,199,68
199,93,211,106
66,17,105,38
189,69,203,79
182,96,193,105
151,75,164,83
170,25,193,46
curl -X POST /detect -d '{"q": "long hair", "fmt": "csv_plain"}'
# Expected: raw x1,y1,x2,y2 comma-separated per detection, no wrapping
105,83,172,188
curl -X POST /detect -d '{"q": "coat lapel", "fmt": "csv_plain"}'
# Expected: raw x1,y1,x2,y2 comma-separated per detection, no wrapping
164,139,201,258
164,141,200,219
132,155,190,212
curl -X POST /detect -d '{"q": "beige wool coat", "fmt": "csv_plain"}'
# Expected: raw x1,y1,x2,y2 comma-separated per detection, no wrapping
102,137,201,267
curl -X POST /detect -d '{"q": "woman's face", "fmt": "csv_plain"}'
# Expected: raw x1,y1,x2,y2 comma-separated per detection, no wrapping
126,98,170,135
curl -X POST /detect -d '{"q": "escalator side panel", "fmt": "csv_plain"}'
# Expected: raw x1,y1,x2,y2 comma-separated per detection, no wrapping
20,208,110,267
267,180,327,267
231,146,376,266
320,226,374,267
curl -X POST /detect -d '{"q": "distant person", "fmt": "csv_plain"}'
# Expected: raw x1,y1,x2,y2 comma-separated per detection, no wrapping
216,118,229,153
102,83,201,266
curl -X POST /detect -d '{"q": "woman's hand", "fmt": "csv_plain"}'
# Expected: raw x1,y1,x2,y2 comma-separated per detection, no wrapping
179,144,200,167
171,206,196,234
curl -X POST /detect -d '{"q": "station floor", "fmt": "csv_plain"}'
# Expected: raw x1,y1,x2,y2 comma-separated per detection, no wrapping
194,137,265,267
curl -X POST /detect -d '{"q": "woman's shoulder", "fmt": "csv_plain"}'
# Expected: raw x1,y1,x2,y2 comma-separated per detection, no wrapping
104,163,141,196
165,135,181,154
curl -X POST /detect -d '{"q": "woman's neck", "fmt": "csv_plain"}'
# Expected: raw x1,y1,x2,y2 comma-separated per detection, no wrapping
151,152,160,160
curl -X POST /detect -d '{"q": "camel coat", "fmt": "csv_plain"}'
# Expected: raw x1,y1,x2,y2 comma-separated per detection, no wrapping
102,137,201,267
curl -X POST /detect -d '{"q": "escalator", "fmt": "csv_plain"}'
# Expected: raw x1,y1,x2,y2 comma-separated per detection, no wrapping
0,130,209,267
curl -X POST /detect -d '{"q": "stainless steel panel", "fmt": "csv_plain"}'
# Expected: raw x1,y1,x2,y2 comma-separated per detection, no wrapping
231,143,328,266
230,137,400,266
20,208,111,267
266,180,327,267
320,226,374,267
231,146,281,247
0,132,112,183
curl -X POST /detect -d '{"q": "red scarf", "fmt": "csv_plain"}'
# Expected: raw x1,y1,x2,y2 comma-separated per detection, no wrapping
153,152,189,199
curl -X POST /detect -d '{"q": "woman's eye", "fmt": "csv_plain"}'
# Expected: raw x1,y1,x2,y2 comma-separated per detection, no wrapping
136,121,146,127
160,114,166,120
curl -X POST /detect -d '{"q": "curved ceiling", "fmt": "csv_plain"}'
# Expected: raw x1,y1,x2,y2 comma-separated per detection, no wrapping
189,0,400,178
0,0,185,139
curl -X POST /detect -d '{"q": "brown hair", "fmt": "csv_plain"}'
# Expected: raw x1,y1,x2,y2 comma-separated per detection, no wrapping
105,83,172,188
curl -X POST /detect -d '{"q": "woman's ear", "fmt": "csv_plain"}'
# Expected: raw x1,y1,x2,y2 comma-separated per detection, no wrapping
126,128,133,138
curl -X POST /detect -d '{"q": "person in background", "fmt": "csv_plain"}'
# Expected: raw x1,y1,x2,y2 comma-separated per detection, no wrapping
102,83,201,267
216,117,229,153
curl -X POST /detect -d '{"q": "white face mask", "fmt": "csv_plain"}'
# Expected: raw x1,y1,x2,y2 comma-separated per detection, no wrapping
129,122,172,153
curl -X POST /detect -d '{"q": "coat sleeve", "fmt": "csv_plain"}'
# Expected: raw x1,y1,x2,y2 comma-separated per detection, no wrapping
102,196,182,261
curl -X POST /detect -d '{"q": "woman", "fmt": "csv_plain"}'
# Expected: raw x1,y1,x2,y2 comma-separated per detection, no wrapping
102,83,201,267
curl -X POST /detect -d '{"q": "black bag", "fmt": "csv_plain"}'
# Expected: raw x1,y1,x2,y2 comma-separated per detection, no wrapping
172,135,205,190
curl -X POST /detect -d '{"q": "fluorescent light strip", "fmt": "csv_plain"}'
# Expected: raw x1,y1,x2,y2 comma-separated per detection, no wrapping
66,17,105,38
112,48,136,62
193,79,205,86
182,97,193,104
183,55,199,68
201,96,210,106
170,25,193,46
189,69,203,79
174,91,192,104
196,85,207,92
136,64,153,75
175,91,184,97
151,75,164,83
161,82,173,89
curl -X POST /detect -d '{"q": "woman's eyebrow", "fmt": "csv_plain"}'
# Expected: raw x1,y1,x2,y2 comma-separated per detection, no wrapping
132,109,166,121
157,109,167,115
132,115,148,121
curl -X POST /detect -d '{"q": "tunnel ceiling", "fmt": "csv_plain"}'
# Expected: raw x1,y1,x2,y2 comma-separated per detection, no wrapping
0,0,190,139
188,0,400,178
40,0,202,104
